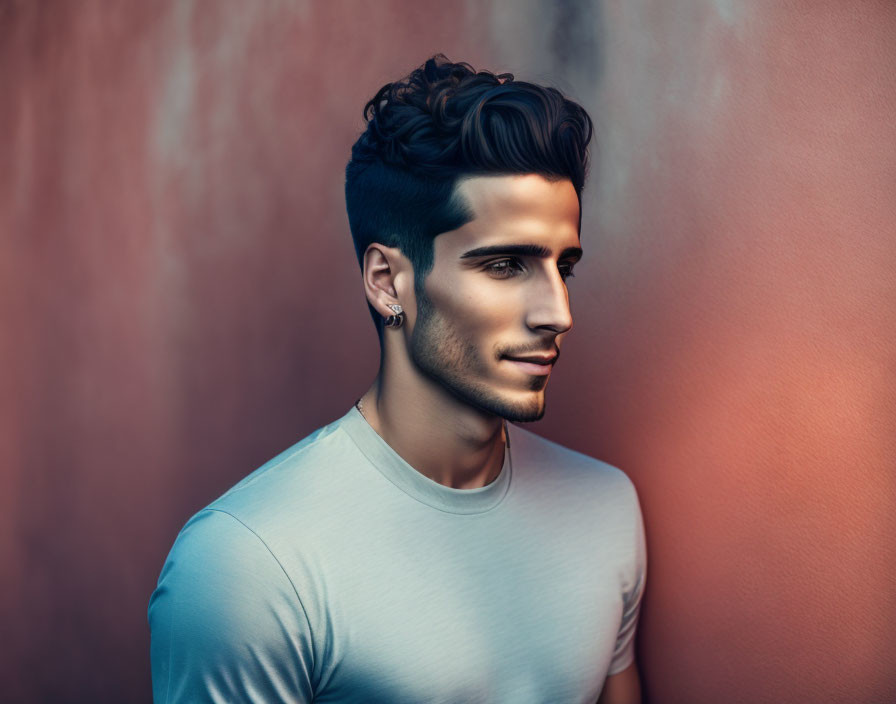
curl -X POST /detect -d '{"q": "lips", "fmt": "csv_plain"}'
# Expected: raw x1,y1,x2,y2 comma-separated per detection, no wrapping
503,356,555,376
503,354,557,365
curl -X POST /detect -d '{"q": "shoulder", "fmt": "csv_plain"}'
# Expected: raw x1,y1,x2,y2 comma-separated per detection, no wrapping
148,508,310,659
148,508,316,701
201,413,362,532
506,423,646,581
507,422,638,502
153,412,366,596
152,508,295,604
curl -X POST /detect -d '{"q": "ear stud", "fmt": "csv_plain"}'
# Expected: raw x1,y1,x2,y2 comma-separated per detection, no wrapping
384,304,405,328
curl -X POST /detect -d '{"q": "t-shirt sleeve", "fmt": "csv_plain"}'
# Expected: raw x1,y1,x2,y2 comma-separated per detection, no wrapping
606,479,647,676
148,509,315,703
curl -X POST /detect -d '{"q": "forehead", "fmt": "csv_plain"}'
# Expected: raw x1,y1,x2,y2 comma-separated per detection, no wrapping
436,174,581,256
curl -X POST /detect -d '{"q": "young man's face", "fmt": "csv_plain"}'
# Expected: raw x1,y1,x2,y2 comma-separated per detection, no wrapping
408,173,582,422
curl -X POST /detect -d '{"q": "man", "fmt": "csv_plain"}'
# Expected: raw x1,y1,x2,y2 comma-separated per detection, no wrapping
149,55,646,703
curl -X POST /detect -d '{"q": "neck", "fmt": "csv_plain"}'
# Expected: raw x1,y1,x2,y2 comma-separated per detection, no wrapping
356,355,507,490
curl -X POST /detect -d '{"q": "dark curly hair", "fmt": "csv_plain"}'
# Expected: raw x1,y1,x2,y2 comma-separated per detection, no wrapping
344,54,594,341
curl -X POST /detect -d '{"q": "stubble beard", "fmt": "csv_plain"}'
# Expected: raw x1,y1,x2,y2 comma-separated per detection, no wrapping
408,282,547,423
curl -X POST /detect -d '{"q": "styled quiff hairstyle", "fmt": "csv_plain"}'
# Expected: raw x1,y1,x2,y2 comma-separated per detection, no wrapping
344,54,594,341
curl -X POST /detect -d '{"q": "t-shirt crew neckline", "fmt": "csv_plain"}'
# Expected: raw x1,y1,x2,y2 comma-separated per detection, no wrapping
337,405,512,515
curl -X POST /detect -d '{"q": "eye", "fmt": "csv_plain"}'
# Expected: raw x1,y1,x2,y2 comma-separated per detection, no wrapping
485,258,526,278
558,263,576,281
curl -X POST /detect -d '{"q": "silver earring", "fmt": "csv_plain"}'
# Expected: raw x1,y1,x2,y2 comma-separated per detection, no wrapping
384,303,404,328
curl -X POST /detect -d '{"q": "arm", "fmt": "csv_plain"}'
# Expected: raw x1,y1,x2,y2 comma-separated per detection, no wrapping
599,476,647,704
148,509,315,703
597,662,642,704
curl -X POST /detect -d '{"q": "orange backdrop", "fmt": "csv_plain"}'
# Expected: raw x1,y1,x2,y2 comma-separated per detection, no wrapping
1,2,893,702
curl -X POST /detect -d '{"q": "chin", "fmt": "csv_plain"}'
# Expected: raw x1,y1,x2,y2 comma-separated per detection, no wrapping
500,399,546,423
478,388,546,423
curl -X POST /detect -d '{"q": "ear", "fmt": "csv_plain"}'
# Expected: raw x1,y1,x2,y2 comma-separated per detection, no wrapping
361,243,412,318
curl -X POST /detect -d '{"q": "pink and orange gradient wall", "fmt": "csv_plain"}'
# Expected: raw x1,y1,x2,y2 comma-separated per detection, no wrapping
1,1,893,702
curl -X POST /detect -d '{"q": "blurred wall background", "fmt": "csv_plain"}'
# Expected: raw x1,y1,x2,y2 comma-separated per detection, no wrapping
1,1,893,702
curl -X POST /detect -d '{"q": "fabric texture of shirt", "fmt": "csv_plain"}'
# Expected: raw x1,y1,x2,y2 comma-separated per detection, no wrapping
148,405,647,703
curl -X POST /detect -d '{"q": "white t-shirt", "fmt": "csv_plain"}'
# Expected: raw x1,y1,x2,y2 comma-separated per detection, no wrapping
148,405,646,703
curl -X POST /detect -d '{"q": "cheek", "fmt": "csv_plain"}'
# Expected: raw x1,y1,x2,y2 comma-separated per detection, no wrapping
438,294,512,354
429,274,517,326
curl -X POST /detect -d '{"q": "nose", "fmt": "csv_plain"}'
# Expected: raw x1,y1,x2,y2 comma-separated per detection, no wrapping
525,266,573,335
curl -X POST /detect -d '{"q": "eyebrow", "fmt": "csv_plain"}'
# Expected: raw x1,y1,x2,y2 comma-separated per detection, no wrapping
459,243,583,262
